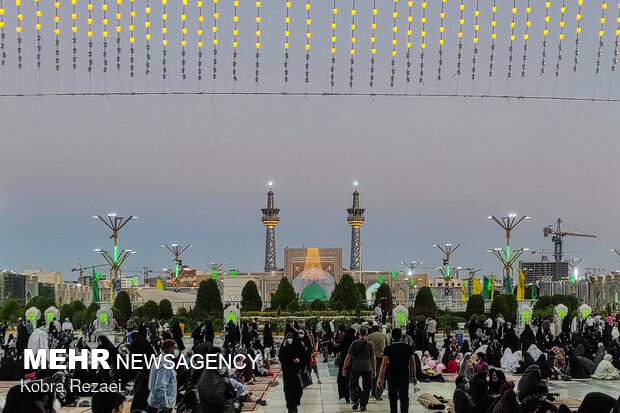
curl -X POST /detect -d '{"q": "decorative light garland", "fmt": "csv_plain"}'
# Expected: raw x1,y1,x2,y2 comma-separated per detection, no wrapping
420,0,426,83
596,1,608,75
102,0,108,73
555,0,565,77
305,0,311,84
72,0,77,70
390,0,398,88
456,0,464,76
115,0,121,71
35,0,41,69
489,0,497,77
197,0,202,81
180,0,186,80
330,1,337,89
369,0,376,88
521,0,531,77
508,0,516,78
162,0,167,79
0,0,5,66
349,0,355,89
612,2,620,72
54,0,59,70
573,0,583,73
541,0,550,75
16,0,22,69
232,0,237,81
212,0,218,80
88,0,93,73
255,0,260,84
437,0,446,80
406,0,412,83
472,0,479,79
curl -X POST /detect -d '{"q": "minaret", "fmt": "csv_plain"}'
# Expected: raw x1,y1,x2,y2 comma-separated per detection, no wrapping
261,182,280,272
347,182,365,271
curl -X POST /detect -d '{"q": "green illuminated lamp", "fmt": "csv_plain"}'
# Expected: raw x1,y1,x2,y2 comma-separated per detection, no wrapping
522,310,530,324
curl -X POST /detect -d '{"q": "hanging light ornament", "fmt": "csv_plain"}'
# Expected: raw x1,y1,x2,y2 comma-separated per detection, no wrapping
456,0,464,76
573,0,583,73
489,0,497,76
596,1,608,75
305,0,311,84
283,0,290,83
612,2,620,72
180,0,186,80
507,0,516,78
406,0,412,83
103,0,108,72
521,0,531,77
145,0,151,75
16,0,22,69
420,0,426,83
115,0,121,71
472,0,479,79
369,0,377,88
0,0,5,66
88,0,93,73
255,0,261,83
555,0,565,77
540,0,550,74
129,0,134,76
54,0,60,70
35,0,41,69
71,0,77,70
197,0,202,81
390,0,398,88
349,0,355,89
232,0,238,81
330,1,337,89
212,0,218,79
162,0,167,80
437,0,446,80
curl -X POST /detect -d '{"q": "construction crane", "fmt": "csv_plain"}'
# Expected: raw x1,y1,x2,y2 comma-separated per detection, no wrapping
543,219,596,280
71,263,108,286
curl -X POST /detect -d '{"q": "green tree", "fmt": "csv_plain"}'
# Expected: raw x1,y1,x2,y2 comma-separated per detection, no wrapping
490,295,509,318
86,302,100,324
310,299,327,311
413,286,437,317
141,300,161,320
113,291,132,328
534,295,552,310
241,281,262,312
25,296,56,315
72,310,86,328
373,283,394,308
505,294,518,319
159,299,173,319
355,282,367,302
285,300,300,313
60,304,73,321
466,294,485,318
194,279,223,319
330,274,363,310
0,299,24,322
271,278,298,310
70,300,87,314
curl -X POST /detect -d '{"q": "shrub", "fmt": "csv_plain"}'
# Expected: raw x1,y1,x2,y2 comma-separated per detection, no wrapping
177,307,189,318
534,295,552,310
60,304,73,322
330,274,363,310
159,299,173,320
285,300,300,313
270,278,297,311
466,294,485,318
72,310,86,329
24,296,55,315
141,300,161,320
310,299,327,311
0,299,24,322
70,300,87,314
355,282,367,302
113,291,132,328
505,294,518,319
413,287,437,317
333,301,345,312
373,284,394,308
241,281,262,312
194,279,223,319
490,295,509,318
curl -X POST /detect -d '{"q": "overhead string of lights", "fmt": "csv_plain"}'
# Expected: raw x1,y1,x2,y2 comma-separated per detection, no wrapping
405,0,412,83
88,0,92,73
255,0,260,84
145,0,150,75
555,0,566,77
35,0,41,69
232,0,238,81
305,0,311,84
283,0,289,83
456,0,464,76
541,0,550,75
349,0,355,89
72,0,77,70
0,0,5,66
180,0,186,80
102,0,108,72
437,0,445,80
115,0,121,71
129,0,134,76
197,0,202,81
489,0,497,77
573,0,583,73
471,0,479,80
596,1,608,75
330,1,337,89
508,0,516,78
369,0,376,88
390,0,398,88
613,2,620,72
162,0,167,80
54,0,59,70
522,0,531,78
212,0,218,80
16,0,21,69
420,0,426,83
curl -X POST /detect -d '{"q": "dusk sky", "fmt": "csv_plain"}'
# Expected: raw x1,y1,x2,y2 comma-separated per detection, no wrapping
0,1,618,280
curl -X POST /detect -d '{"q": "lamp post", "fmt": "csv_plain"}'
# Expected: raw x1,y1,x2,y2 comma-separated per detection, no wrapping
93,213,137,302
162,244,192,280
94,248,135,301
487,213,530,292
402,260,422,287
206,262,225,280
434,243,461,280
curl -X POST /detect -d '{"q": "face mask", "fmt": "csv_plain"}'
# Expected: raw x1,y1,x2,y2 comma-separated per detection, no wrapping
299,332,305,338
173,349,180,358
287,338,293,345
217,367,227,376
401,330,406,336
463,382,470,391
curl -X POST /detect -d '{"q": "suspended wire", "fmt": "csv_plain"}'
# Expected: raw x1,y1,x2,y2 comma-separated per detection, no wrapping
369,0,376,88
456,0,464,76
212,0,218,80
232,0,238,82
573,0,583,73
612,2,620,72
305,0,311,84
541,0,550,74
180,0,186,80
283,0,289,83
330,1,337,89
555,0,566,77
521,0,531,78
0,0,5,66
35,0,41,69
437,0,446,80
508,0,516,78
390,0,398,88
349,0,355,89
471,0,479,80
420,0,426,83
406,0,413,83
596,1,608,75
489,0,497,77
129,0,134,77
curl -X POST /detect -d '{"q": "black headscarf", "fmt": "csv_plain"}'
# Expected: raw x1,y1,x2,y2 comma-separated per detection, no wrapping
263,322,273,348
338,328,356,367
204,321,215,343
487,369,506,395
171,321,185,351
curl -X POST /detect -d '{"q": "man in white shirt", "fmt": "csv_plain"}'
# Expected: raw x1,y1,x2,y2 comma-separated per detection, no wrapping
61,318,74,331
27,320,49,357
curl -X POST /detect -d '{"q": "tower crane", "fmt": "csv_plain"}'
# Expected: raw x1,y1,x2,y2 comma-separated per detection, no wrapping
543,219,596,280
71,263,108,285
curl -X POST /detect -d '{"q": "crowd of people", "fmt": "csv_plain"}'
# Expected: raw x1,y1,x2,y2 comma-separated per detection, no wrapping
0,309,618,412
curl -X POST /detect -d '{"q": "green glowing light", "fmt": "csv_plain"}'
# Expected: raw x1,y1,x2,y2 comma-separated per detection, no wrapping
213,269,217,280
522,310,530,324
100,313,107,322
571,274,575,284
95,271,100,280
392,271,397,278
397,312,405,327
379,276,384,283
227,312,236,324
28,313,35,323
446,265,450,278
114,245,118,263
47,312,54,323
131,278,136,285
410,280,414,286
230,271,237,276
559,309,566,319
175,264,180,278
506,246,511,260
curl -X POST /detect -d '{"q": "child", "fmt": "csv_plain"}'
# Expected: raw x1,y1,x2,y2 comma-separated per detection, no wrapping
310,345,321,384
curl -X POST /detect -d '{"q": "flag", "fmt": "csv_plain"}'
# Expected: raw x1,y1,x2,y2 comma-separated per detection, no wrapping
504,275,512,295
92,268,100,302
156,279,164,290
531,283,538,300
461,282,467,304
473,277,482,295
483,276,491,300
516,270,525,300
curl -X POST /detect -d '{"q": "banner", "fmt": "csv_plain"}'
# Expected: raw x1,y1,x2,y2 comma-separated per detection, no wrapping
92,269,100,302
156,279,164,290
516,271,525,300
531,284,538,300
504,275,512,295
483,276,492,300
461,282,467,304
473,278,482,295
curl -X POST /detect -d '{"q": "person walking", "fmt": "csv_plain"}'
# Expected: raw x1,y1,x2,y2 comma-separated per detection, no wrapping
426,317,437,345
342,326,376,411
367,325,389,400
377,328,417,413
147,339,178,413
279,332,307,413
